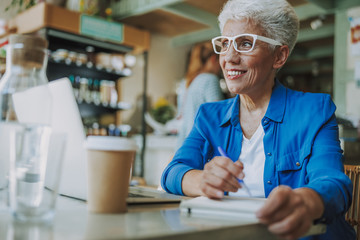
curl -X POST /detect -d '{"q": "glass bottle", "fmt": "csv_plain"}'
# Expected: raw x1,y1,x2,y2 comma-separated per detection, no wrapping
0,34,52,213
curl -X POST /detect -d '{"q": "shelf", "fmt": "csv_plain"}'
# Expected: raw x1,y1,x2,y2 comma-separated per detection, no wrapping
41,28,133,53
47,59,131,81
79,101,131,110
42,28,134,82
78,101,132,118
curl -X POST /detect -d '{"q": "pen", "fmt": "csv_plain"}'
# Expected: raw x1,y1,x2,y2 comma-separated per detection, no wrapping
217,146,252,197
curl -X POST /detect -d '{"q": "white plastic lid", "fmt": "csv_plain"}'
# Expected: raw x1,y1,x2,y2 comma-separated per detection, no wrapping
85,136,137,151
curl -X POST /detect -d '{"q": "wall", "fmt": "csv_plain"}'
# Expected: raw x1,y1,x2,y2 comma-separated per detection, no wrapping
121,33,191,132
334,6,360,121
0,0,18,20
345,6,360,120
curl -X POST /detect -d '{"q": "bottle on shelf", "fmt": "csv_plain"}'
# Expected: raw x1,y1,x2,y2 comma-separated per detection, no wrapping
109,81,118,108
99,127,107,136
100,80,110,106
85,123,132,138
118,124,131,137
73,76,80,100
78,77,88,103
100,80,118,107
92,79,101,105
108,124,116,136
92,122,100,136
85,78,93,104
69,75,75,89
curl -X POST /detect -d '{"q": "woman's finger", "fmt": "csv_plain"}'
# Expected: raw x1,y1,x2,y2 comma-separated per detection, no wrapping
203,168,240,192
200,178,224,199
210,156,244,179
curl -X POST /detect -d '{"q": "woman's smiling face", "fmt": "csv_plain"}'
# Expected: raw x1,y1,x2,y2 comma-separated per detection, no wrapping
219,19,278,96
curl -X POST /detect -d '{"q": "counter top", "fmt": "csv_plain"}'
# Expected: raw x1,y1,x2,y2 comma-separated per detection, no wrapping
0,196,280,240
0,193,327,240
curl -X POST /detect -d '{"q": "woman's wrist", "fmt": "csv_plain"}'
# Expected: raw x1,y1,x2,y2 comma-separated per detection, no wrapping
181,169,203,197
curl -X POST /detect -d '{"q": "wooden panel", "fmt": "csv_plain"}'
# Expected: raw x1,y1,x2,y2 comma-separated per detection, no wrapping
123,24,151,52
9,2,80,35
184,0,227,15
185,0,308,14
8,3,150,53
119,0,314,38
120,9,209,37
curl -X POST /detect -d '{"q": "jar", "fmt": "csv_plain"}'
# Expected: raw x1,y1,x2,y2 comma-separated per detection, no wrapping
51,48,68,62
0,34,51,123
76,53,88,66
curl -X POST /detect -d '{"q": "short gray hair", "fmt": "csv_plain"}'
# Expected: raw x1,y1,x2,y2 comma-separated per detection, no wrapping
218,0,299,54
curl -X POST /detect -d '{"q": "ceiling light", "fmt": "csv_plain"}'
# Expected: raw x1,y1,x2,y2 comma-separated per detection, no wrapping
310,15,326,30
311,19,323,30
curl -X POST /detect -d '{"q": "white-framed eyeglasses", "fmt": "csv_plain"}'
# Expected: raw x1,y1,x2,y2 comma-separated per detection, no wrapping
211,33,282,54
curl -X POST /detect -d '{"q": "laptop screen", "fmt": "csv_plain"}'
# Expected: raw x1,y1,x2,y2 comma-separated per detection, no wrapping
47,78,88,200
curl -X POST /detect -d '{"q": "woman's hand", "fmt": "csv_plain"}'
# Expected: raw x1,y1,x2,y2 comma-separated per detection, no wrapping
256,186,324,240
199,156,244,199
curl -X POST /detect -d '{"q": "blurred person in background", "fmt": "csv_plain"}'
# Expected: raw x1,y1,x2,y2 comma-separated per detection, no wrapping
176,42,224,149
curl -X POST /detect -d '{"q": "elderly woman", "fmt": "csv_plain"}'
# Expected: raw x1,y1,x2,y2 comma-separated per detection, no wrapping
161,0,355,239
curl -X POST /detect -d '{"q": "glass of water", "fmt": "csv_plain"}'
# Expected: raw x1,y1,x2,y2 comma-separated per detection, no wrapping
8,126,66,222
0,34,51,215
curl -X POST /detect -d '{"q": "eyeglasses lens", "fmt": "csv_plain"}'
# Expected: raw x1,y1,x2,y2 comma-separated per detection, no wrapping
235,35,254,52
213,38,227,53
214,35,255,53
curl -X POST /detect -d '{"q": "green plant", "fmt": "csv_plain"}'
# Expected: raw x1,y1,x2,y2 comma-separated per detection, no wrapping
5,0,37,13
0,48,6,58
150,97,175,124
150,105,175,124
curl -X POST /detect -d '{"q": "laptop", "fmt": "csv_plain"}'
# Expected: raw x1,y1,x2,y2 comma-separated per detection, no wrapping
47,78,183,204
127,186,184,204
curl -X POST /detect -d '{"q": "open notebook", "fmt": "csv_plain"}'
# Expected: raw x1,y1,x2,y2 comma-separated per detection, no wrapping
180,196,327,237
180,196,265,221
47,78,182,204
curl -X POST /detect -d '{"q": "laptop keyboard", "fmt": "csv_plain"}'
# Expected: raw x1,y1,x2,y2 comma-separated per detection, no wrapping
128,192,154,198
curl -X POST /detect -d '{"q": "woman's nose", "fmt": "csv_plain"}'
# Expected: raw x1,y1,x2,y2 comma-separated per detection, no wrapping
224,43,240,63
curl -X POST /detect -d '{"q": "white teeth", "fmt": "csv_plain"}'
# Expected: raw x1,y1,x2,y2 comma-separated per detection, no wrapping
227,70,244,76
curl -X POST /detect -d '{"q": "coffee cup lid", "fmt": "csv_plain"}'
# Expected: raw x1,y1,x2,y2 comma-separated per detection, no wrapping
85,136,137,151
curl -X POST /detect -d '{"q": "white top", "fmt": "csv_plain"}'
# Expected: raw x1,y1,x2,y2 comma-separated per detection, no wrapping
229,125,265,198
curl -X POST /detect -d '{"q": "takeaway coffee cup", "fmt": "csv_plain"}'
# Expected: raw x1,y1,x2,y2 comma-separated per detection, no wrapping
85,136,137,213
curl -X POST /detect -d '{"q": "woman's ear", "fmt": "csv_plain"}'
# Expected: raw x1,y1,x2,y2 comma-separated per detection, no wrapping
273,45,289,70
